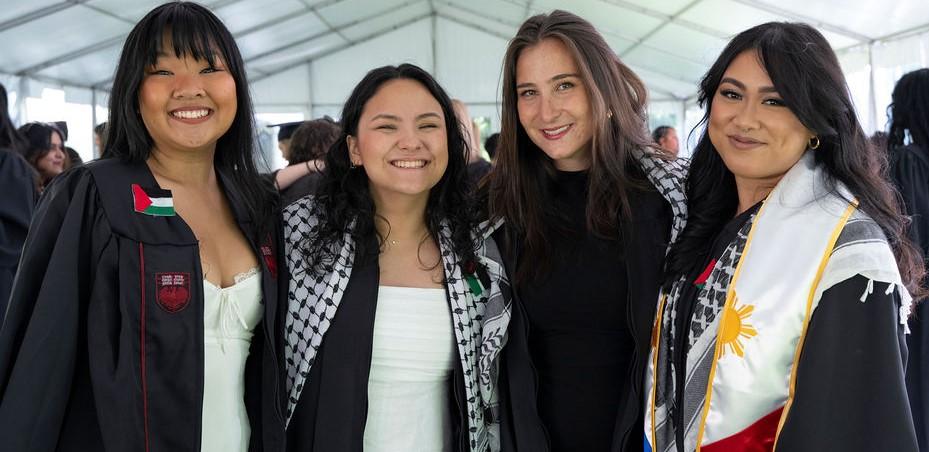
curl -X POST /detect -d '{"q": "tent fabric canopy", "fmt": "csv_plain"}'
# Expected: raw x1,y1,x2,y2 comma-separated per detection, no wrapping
2,0,929,159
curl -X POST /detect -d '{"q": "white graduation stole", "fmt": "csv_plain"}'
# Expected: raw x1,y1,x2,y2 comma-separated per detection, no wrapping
645,152,859,450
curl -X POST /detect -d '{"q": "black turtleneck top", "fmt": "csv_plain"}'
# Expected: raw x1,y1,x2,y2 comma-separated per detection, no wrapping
517,169,634,451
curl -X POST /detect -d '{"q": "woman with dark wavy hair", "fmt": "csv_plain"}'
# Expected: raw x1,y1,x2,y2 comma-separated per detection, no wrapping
18,122,68,191
283,63,507,451
888,67,929,451
646,22,922,452
483,10,687,452
0,3,284,451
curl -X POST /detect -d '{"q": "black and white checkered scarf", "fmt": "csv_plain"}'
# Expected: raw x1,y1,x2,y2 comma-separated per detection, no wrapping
282,197,510,451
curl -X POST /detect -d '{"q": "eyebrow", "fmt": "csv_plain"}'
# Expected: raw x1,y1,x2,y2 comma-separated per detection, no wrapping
516,72,580,90
720,77,779,94
370,112,443,122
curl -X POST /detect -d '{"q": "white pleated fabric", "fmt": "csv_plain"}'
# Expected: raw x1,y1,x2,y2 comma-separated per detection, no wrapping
200,268,263,452
363,286,455,452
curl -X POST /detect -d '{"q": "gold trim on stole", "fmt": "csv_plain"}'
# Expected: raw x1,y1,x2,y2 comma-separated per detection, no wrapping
771,202,857,449
695,198,771,450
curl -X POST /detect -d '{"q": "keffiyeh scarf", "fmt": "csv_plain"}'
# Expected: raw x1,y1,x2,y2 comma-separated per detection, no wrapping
282,197,510,451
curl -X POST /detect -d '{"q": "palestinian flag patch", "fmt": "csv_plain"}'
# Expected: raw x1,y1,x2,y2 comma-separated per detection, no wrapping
694,258,717,289
132,184,175,216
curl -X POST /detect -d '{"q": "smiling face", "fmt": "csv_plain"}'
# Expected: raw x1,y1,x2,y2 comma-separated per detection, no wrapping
709,50,813,188
515,38,593,171
138,41,237,158
35,130,66,180
348,78,449,205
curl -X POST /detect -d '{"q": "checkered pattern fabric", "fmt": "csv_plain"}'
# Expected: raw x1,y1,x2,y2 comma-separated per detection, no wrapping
282,196,506,451
653,213,755,452
282,196,356,424
632,147,689,244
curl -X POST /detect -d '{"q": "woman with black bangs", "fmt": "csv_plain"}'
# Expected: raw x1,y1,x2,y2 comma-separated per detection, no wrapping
0,3,285,452
282,64,507,451
645,22,921,452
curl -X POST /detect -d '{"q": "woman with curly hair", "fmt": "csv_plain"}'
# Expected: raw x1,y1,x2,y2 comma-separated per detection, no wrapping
283,63,507,451
18,122,68,192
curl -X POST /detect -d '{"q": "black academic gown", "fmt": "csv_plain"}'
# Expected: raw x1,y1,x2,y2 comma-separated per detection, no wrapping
286,237,471,452
891,144,929,451
0,159,286,452
667,207,916,452
0,149,35,323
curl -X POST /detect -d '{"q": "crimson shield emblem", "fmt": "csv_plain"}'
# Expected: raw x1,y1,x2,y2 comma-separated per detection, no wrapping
155,272,190,313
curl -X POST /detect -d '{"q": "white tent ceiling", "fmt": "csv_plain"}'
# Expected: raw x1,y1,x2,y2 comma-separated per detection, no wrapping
2,0,929,154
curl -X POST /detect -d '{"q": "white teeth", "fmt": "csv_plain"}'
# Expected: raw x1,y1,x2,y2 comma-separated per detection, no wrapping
542,124,570,136
171,109,210,119
392,160,426,169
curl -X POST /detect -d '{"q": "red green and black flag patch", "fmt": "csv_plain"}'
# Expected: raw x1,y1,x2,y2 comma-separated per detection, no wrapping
132,184,175,216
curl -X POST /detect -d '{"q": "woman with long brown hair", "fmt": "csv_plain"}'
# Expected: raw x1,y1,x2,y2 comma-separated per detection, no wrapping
483,10,686,452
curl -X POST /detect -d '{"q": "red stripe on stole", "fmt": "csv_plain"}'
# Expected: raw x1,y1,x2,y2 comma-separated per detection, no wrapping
139,243,150,452
702,406,784,452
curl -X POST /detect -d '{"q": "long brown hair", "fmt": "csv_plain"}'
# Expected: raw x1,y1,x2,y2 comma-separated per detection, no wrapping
486,9,654,284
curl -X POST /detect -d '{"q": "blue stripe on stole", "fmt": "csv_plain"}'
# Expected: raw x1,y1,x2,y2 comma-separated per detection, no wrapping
644,432,653,452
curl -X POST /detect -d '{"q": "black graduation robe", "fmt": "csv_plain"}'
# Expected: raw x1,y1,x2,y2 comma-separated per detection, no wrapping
285,243,472,452
891,144,929,451
0,159,286,452
664,207,916,452
0,149,35,323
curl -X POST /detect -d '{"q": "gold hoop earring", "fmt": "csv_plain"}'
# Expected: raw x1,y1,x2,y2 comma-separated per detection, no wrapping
809,136,820,150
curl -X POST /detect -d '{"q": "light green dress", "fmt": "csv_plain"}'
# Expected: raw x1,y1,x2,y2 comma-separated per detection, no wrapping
200,268,263,452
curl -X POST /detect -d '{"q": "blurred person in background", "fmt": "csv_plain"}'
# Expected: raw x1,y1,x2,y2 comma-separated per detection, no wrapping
52,121,83,166
94,122,108,157
278,116,340,205
0,83,35,324
272,120,303,160
887,67,929,451
484,132,500,161
18,121,68,192
453,99,491,186
652,125,680,157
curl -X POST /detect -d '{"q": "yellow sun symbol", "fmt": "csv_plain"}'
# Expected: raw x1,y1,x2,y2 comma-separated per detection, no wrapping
719,298,758,358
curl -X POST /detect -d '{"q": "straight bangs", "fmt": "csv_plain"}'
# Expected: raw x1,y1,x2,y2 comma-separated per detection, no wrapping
140,7,228,68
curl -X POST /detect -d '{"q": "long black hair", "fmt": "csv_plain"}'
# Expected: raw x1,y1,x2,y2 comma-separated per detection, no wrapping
0,83,25,152
302,63,477,271
664,22,924,295
888,68,929,150
105,1,276,236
